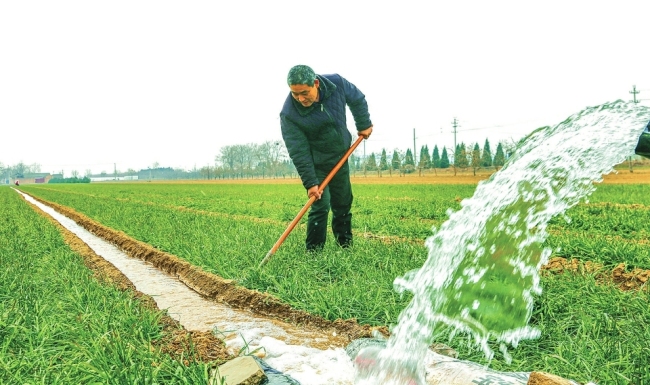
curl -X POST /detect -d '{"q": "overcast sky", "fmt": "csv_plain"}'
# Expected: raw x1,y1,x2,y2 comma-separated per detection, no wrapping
1,0,648,175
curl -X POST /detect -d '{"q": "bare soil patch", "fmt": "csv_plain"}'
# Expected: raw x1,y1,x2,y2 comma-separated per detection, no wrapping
542,257,650,291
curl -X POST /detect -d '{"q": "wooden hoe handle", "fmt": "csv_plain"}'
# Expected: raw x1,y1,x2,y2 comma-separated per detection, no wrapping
259,135,365,267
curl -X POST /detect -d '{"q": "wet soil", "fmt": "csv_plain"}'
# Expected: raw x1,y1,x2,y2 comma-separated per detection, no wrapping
28,199,234,364
26,196,387,365
23,185,649,368
25,200,234,365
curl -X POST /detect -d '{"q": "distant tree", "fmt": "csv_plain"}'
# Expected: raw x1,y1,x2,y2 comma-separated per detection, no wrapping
481,139,493,167
402,149,415,173
15,162,27,178
470,143,481,176
391,149,401,175
432,145,441,168
365,152,378,171
256,141,286,178
440,147,450,168
48,176,90,184
455,143,469,168
493,142,506,169
200,165,213,179
418,145,431,169
213,165,224,179
240,144,256,177
404,148,415,166
349,154,361,172
218,146,237,177
379,149,389,171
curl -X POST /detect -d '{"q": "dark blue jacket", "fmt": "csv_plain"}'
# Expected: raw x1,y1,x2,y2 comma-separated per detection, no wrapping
280,74,372,189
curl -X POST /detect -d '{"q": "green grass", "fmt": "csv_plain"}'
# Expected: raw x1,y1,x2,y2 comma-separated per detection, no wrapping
0,187,215,384
15,182,650,384
451,271,650,384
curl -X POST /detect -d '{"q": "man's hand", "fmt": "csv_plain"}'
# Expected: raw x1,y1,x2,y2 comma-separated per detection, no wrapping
307,185,322,200
358,126,373,139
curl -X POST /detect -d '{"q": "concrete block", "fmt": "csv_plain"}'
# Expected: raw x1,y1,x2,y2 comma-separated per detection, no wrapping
216,356,267,385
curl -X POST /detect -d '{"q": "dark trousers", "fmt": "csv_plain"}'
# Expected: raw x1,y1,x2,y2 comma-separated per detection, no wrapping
306,162,353,250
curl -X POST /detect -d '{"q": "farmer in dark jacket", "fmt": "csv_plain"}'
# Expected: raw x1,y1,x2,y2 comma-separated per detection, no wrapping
280,65,373,251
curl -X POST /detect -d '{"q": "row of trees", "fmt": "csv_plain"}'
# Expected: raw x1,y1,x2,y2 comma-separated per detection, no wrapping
1,138,510,182
216,141,291,179
359,139,507,176
213,139,510,179
0,162,42,182
49,176,91,184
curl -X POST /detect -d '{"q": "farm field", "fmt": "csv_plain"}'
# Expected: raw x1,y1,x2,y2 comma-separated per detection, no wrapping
0,187,230,384
8,171,650,385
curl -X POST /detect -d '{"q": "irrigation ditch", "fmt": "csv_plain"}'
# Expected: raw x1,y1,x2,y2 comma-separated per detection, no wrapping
16,189,649,384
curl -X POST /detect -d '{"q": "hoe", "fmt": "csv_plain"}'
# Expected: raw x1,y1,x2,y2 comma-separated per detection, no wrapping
259,135,365,267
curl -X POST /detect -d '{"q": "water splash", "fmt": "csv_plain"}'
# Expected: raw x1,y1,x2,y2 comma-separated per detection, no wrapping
355,100,650,384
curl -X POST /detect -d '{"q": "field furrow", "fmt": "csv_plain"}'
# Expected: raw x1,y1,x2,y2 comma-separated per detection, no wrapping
10,182,650,384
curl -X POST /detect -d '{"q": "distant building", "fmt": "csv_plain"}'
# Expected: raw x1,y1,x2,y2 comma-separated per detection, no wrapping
15,173,54,184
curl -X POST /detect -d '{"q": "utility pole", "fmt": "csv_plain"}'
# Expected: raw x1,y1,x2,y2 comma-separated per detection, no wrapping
630,85,641,103
451,117,459,150
413,128,417,165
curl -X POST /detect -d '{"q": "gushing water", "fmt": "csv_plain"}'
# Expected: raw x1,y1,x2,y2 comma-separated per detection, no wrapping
355,101,650,384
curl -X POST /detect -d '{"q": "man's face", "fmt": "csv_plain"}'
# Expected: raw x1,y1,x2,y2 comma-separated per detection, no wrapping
289,79,319,107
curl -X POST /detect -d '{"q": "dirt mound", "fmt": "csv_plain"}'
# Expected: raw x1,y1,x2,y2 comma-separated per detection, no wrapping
543,257,650,291
612,263,650,290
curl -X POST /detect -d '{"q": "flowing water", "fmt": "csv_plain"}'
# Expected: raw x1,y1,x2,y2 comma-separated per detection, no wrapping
18,189,536,385
18,192,358,385
355,100,650,384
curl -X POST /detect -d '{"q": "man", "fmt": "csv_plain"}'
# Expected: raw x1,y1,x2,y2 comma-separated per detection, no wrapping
280,65,373,251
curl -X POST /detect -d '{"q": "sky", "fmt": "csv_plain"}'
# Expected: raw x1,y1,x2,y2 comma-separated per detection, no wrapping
1,0,648,176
